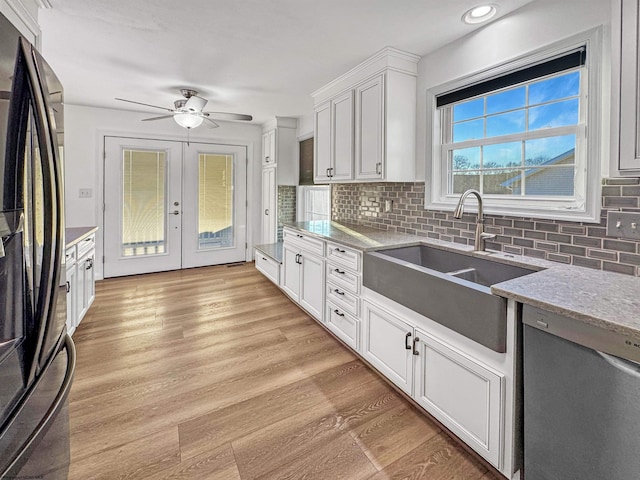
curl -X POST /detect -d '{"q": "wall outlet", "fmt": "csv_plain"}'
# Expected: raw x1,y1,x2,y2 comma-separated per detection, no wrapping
79,188,92,198
384,199,393,213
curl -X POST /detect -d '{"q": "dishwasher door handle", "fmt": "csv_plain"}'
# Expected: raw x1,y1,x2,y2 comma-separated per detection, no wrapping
597,351,640,379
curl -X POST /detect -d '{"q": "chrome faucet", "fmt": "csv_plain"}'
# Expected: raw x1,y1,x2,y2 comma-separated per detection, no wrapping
453,189,496,252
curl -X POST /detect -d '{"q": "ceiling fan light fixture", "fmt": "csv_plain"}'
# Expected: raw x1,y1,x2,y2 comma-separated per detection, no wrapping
173,113,204,129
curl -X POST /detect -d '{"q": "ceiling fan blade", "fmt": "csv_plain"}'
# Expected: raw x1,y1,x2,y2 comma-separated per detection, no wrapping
141,115,175,122
204,111,253,121
185,95,207,112
115,98,174,112
204,117,219,128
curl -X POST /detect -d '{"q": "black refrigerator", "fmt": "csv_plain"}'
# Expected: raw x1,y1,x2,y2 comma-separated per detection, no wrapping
0,12,75,480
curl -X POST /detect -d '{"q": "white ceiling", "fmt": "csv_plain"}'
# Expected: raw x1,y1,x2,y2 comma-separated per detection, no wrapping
38,0,535,126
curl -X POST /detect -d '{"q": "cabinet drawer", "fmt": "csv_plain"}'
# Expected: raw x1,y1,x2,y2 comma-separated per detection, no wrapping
77,234,96,258
326,302,360,350
326,242,360,272
326,262,360,295
65,247,77,267
283,229,325,256
255,250,280,286
326,282,359,317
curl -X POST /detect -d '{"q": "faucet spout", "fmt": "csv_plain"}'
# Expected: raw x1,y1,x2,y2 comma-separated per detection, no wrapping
453,189,494,251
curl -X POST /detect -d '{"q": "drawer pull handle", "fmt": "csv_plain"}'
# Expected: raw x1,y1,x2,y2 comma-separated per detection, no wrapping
333,288,345,296
66,281,70,293
296,234,303,238
262,257,267,261
334,268,345,275
334,309,345,317
405,332,412,350
334,247,346,253
413,337,420,356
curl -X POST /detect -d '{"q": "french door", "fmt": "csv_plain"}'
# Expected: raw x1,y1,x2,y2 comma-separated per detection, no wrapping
103,137,247,278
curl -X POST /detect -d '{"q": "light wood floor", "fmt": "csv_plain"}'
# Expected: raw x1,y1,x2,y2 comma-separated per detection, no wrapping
68,263,501,480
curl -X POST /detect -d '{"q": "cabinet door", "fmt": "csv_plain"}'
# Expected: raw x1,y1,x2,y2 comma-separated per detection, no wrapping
65,264,77,335
361,300,414,394
261,167,277,243
413,329,504,469
76,256,88,321
299,250,325,322
83,252,96,311
262,130,276,166
314,102,332,182
331,91,354,181
355,75,385,180
281,244,300,302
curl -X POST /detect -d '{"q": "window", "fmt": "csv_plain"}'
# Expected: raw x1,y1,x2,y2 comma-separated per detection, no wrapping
297,185,330,222
426,30,602,222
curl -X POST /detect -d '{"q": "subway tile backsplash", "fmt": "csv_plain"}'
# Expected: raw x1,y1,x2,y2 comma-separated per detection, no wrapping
331,178,640,276
277,185,296,242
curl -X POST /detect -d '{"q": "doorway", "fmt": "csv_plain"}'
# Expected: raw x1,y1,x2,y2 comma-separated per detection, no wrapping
103,136,247,278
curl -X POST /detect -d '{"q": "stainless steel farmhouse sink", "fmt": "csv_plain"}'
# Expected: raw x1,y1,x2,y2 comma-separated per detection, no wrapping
363,245,538,352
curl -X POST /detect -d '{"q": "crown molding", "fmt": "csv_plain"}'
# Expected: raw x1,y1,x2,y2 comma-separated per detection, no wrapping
4,0,41,43
311,46,420,105
35,0,52,8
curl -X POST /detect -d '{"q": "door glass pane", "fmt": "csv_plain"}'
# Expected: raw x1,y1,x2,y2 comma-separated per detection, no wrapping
198,154,234,249
122,149,166,257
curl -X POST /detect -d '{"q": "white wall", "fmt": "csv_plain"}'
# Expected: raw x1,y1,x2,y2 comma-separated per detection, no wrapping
296,113,314,139
415,0,612,180
64,104,262,279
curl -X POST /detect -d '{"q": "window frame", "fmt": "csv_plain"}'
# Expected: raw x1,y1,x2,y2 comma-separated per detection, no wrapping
425,28,602,223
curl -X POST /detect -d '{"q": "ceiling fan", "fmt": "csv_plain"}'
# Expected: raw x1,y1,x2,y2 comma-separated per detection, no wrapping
115,89,253,129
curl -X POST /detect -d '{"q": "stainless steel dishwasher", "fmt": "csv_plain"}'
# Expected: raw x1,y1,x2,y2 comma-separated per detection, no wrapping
523,305,640,480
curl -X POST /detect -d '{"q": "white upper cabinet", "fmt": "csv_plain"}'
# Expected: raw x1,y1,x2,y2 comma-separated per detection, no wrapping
312,47,419,183
612,0,640,175
331,91,355,181
355,75,384,180
262,129,276,166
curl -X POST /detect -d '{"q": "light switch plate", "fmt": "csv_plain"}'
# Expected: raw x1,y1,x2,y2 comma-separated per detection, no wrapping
79,188,92,198
606,211,640,240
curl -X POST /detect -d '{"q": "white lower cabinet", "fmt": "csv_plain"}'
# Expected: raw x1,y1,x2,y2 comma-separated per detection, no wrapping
282,243,325,321
362,300,414,395
413,330,504,468
255,250,280,285
65,232,96,335
362,299,505,470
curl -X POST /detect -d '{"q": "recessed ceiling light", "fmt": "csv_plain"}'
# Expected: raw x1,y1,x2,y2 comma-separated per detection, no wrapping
462,4,498,24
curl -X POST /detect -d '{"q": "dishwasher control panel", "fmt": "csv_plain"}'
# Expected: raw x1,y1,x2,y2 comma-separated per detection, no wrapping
523,305,640,363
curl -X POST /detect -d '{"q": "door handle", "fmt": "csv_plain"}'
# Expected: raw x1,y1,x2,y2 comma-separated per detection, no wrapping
413,336,420,355
405,332,412,350
170,210,180,215
86,258,93,270
66,281,70,293
376,162,382,175
265,209,269,215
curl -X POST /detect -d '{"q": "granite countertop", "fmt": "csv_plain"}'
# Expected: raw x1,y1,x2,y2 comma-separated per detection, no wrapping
66,226,98,248
255,242,284,264
284,221,640,342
